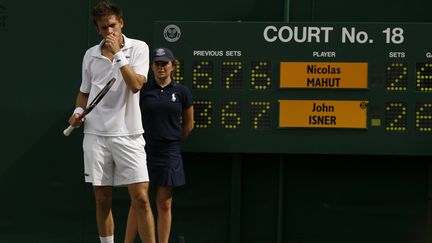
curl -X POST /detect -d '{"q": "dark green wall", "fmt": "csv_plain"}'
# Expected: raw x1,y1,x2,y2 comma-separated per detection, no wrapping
1,0,432,242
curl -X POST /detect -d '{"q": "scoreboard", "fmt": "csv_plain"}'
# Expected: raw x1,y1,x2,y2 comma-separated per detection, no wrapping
153,22,432,155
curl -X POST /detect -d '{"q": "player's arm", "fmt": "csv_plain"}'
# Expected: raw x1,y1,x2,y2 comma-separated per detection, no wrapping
68,91,89,127
181,105,194,140
106,33,146,93
119,66,145,93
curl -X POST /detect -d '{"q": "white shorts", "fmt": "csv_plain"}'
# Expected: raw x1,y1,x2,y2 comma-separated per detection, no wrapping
83,134,149,186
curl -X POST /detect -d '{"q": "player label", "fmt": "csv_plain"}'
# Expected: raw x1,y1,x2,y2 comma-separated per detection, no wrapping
279,100,368,128
280,62,368,88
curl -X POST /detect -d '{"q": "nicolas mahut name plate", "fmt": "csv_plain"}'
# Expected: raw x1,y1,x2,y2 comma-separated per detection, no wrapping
279,62,368,88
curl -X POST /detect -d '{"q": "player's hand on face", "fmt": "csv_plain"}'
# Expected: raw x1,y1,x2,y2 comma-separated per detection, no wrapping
105,32,121,55
68,113,85,127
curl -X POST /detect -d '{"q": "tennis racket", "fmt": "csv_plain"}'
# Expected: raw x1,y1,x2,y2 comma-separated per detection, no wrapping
63,77,116,136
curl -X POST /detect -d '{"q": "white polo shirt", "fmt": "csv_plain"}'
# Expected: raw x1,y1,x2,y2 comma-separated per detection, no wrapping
80,35,149,136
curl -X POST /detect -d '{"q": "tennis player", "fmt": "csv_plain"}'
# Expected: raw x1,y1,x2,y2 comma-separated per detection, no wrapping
67,2,155,243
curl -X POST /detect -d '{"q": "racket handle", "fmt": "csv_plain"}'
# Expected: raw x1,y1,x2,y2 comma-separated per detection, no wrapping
63,125,76,136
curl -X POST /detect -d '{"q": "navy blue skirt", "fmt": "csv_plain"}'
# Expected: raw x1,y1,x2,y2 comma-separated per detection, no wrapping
145,141,185,187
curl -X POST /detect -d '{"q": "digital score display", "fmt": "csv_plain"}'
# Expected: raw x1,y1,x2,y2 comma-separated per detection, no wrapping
154,22,432,155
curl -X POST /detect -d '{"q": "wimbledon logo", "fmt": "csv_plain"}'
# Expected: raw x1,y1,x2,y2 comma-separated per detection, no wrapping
163,24,181,42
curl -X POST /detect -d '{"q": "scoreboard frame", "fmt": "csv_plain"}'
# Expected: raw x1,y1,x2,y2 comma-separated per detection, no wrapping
153,21,432,155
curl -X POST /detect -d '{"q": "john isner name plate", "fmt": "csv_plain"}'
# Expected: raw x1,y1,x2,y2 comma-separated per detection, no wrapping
279,100,368,128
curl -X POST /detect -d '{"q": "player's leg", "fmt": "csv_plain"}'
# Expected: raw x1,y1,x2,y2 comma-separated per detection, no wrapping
93,186,114,238
110,135,155,243
83,134,115,241
124,205,138,243
128,182,155,243
155,186,173,243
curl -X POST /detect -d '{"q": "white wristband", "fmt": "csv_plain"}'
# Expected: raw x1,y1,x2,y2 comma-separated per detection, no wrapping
113,51,129,68
73,107,84,115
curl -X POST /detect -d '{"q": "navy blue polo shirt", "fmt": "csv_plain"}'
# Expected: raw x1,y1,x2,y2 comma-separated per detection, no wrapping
140,79,193,143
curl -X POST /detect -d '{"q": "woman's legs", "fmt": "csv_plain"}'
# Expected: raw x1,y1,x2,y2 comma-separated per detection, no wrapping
156,186,173,243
